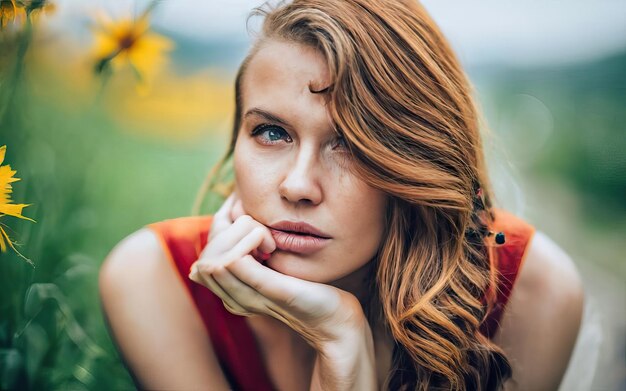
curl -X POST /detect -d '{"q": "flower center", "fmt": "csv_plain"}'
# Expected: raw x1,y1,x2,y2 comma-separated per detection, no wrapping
118,33,136,49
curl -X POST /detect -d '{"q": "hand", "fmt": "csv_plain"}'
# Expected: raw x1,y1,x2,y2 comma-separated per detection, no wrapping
188,192,367,348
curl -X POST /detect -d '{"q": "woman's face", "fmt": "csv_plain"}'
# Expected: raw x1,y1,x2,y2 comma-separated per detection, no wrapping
234,40,388,283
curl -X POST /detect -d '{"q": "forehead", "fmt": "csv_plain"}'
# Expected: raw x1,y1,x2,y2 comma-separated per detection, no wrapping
240,40,331,113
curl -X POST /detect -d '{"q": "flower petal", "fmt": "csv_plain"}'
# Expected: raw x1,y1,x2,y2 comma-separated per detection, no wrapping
127,33,173,81
0,203,34,221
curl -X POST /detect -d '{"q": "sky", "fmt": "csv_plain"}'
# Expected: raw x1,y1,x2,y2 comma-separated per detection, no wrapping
53,0,626,67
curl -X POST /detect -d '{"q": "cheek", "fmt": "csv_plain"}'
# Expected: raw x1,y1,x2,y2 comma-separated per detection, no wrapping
355,197,386,245
234,141,278,213
333,181,388,259
234,145,258,203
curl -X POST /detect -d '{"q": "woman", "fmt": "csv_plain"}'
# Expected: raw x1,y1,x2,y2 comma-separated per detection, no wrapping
99,1,584,390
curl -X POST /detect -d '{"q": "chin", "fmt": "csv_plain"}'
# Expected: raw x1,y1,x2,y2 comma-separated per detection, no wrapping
264,251,329,282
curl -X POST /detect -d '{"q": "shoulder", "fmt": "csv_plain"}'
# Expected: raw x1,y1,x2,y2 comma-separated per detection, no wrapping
98,227,184,333
99,228,164,293
99,228,231,389
494,231,584,390
507,230,583,311
100,213,215,303
511,230,584,323
99,217,208,301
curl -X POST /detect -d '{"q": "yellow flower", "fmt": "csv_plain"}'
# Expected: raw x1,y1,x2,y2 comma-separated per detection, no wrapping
0,0,26,29
19,0,56,23
0,145,35,264
92,7,173,91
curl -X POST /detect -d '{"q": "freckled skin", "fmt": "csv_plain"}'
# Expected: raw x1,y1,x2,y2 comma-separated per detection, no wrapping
234,40,388,283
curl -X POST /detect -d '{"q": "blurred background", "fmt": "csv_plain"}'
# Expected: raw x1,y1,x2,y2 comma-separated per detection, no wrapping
1,0,624,389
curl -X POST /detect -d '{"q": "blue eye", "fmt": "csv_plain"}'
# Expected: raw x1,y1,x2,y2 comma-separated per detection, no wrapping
334,136,348,151
251,124,292,144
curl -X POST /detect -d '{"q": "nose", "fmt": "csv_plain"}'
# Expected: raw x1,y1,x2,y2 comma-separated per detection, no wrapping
278,145,323,206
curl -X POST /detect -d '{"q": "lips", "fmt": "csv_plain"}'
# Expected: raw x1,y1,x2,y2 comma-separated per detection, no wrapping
268,221,332,255
268,221,331,239
269,229,331,255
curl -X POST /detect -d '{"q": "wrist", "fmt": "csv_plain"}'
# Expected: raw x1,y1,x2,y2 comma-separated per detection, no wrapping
311,320,377,391
318,315,370,355
320,292,369,343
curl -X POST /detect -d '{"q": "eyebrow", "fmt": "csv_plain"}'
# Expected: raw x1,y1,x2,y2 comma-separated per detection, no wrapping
243,108,291,127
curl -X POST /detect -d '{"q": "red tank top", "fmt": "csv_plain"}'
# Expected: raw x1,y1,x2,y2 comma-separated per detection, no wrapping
146,208,534,391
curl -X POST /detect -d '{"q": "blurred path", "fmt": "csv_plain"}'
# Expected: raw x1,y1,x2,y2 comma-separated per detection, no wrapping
560,263,626,390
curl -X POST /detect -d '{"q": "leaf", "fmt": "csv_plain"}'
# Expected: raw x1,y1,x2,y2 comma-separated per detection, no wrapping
0,348,24,390
73,363,95,387
22,284,106,358
23,323,48,382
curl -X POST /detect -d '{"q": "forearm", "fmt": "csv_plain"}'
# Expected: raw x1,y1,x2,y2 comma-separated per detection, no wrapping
309,321,378,391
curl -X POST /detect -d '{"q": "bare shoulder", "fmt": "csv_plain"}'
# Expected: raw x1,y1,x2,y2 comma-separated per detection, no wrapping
509,230,584,312
99,228,231,390
494,230,584,391
99,228,176,310
100,228,162,284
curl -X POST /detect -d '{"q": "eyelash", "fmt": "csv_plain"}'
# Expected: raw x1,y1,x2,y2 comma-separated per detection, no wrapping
250,123,348,151
250,124,292,145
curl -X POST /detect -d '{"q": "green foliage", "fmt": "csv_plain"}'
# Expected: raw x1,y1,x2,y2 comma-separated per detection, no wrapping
0,14,225,389
482,52,626,218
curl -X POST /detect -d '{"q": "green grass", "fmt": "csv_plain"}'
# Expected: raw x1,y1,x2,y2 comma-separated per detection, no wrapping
1,55,229,389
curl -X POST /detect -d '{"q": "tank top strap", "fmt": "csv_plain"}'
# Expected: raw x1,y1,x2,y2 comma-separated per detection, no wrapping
146,216,275,391
480,208,536,338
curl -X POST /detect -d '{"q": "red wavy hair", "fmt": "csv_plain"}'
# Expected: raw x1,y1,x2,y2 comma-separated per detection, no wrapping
194,1,511,389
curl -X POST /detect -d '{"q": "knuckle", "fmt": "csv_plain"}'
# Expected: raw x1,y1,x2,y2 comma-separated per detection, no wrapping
198,264,215,276
195,261,210,274
212,265,229,277
235,214,253,224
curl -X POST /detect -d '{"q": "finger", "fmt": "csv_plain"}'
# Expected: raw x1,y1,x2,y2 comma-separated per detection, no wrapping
222,257,334,330
250,248,271,263
222,300,253,317
229,199,246,222
209,192,237,241
207,214,254,254
212,264,268,314
225,255,303,308
228,198,275,255
229,226,276,258
237,221,276,255
193,223,267,273
190,266,251,315
208,215,276,256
